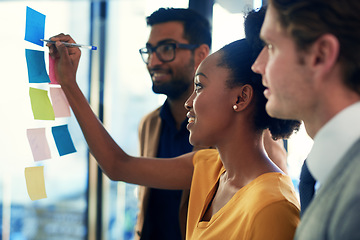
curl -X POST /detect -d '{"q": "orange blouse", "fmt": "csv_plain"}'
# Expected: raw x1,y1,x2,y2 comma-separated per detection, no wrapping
187,149,300,240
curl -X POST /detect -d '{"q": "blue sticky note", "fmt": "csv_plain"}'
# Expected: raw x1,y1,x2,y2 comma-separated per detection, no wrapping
25,49,50,83
52,125,76,156
24,6,46,46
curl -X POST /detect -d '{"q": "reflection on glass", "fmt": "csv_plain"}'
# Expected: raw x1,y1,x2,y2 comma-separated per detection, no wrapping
0,1,90,239
104,0,187,239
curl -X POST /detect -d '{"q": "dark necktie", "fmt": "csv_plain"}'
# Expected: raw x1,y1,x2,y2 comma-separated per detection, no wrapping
299,160,316,217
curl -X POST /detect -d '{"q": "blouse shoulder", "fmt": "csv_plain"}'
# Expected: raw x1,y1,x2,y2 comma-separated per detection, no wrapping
249,198,300,240
192,149,219,165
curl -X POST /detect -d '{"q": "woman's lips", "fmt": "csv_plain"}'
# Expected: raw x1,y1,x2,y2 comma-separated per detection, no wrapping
186,112,195,129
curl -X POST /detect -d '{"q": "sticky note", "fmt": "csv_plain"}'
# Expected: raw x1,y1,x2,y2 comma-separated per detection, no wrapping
25,49,50,83
25,166,47,201
27,128,51,161
50,87,71,118
48,53,58,84
52,125,76,156
29,87,55,120
24,6,46,46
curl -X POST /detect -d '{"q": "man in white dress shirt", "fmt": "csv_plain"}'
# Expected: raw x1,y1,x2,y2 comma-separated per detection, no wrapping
251,0,360,239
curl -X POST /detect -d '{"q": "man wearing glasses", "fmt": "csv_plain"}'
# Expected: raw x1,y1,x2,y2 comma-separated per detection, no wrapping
135,8,211,240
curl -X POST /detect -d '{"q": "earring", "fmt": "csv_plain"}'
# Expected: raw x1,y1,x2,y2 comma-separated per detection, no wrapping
233,105,238,110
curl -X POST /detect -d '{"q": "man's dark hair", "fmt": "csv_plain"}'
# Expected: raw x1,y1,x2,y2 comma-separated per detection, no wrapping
146,8,212,49
270,0,360,95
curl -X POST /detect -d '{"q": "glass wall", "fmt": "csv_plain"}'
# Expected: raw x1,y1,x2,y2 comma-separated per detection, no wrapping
0,1,90,239
0,1,313,240
102,1,188,239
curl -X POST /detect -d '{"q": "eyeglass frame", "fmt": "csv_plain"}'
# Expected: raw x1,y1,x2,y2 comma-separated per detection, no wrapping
139,41,200,64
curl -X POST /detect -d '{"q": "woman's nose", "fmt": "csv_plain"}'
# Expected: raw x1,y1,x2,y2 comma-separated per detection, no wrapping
184,92,195,110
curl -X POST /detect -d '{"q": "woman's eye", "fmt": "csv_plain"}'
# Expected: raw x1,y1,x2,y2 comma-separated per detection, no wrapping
195,83,203,93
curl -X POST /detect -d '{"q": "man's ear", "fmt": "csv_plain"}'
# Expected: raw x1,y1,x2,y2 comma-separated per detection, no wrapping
194,44,210,69
310,34,340,76
232,84,253,111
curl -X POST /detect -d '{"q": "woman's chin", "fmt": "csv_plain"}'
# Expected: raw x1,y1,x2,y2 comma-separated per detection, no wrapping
189,134,200,147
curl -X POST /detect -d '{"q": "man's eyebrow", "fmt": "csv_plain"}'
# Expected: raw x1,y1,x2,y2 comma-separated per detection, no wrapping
260,34,266,42
146,39,177,47
260,26,276,44
260,30,268,43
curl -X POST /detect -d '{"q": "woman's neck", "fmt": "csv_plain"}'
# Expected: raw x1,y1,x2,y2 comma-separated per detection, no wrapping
217,131,281,188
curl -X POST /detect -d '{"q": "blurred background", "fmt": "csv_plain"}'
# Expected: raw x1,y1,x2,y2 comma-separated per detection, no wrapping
0,0,312,239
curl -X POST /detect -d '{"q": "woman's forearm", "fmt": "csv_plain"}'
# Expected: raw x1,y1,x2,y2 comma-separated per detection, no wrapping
62,81,130,180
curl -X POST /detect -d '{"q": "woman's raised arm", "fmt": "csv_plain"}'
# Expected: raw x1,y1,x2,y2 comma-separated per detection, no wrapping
48,34,195,190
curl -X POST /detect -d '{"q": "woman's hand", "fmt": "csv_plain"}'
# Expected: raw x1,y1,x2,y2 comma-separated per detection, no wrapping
47,33,81,87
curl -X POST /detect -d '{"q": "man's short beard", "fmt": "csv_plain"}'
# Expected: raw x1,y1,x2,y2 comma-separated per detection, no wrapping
152,56,195,100
152,80,191,100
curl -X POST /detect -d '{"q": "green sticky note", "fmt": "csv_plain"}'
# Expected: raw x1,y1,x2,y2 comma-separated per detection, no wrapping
29,87,55,120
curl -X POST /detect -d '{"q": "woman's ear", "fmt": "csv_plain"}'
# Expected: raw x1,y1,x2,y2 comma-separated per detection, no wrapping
232,84,253,111
194,44,210,69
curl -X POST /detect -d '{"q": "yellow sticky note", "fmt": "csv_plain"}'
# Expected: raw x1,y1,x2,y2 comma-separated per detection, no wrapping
24,166,47,201
29,87,55,120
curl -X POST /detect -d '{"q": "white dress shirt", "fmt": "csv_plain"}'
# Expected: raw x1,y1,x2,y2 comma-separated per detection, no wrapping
307,101,360,190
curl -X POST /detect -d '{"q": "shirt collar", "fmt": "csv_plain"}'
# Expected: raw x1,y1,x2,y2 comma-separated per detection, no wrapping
159,99,188,131
307,101,360,186
159,99,173,123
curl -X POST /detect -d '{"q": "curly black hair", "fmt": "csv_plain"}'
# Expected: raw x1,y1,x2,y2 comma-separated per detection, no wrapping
217,7,300,140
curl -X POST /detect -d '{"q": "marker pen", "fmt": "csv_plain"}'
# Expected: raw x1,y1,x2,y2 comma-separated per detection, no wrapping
40,39,97,50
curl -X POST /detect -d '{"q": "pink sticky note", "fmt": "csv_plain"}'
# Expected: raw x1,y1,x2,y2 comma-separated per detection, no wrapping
50,87,71,118
27,128,51,161
49,53,58,84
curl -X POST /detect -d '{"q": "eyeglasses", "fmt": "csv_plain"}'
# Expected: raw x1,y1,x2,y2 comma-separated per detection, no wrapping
139,42,199,64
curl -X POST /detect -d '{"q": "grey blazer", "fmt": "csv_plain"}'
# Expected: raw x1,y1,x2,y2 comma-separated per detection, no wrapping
294,138,360,240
